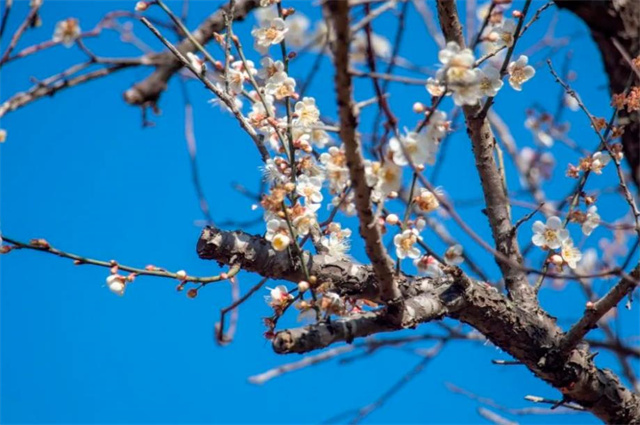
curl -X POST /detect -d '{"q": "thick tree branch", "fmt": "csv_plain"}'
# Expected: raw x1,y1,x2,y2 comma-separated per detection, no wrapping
323,0,399,303
196,225,640,423
435,0,533,305
555,0,640,190
123,0,259,108
560,266,640,355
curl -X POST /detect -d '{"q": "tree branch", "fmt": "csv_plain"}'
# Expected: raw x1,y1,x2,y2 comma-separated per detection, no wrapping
323,0,399,304
435,0,533,305
123,0,259,108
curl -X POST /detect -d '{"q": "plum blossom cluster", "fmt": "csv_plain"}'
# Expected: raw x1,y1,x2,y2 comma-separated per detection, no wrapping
426,41,535,105
531,215,589,271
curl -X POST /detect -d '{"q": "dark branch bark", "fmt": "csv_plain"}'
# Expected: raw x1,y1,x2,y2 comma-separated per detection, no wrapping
435,0,534,305
323,0,399,303
197,225,640,423
555,0,640,190
123,0,259,108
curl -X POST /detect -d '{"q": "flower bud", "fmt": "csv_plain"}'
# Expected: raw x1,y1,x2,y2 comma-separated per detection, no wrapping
385,213,400,225
412,102,425,113
135,1,150,11
175,270,187,281
298,280,310,292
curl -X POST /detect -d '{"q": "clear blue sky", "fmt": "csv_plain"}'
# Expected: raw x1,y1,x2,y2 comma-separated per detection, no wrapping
1,1,638,424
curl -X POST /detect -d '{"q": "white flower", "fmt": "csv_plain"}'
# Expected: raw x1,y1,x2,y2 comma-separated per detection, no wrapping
590,152,610,174
531,216,569,249
444,244,464,265
367,160,402,202
582,206,600,236
321,233,350,258
561,239,582,269
226,68,246,94
414,255,444,277
310,127,330,148
186,52,205,75
292,205,319,236
106,275,126,296
438,41,476,85
265,285,292,308
285,14,310,46
426,77,446,97
53,18,81,47
575,248,597,276
490,19,516,48
251,17,288,52
264,218,289,242
260,0,279,7
477,67,503,97
425,110,450,141
507,55,535,91
321,147,350,193
351,32,391,62
565,94,580,111
414,188,441,213
272,233,291,251
394,229,422,259
389,131,438,166
451,77,482,106
296,174,324,204
293,97,320,128
258,57,284,81
264,71,296,99
525,115,553,147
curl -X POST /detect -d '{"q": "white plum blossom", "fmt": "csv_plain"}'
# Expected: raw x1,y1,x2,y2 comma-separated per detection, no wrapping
258,57,285,81
265,285,292,308
394,229,422,259
186,52,205,75
438,41,476,84
582,206,600,236
321,228,351,258
490,19,516,48
106,274,126,296
531,216,569,249
351,32,392,62
292,204,319,236
425,110,450,141
264,71,296,99
389,131,438,166
444,244,464,266
525,115,554,147
476,67,503,97
451,75,482,106
321,147,350,193
414,255,444,277
293,97,320,127
507,55,535,91
565,94,580,111
285,14,310,46
561,239,582,269
366,160,402,202
575,248,597,277
517,147,555,183
252,17,288,53
296,174,324,204
590,152,611,174
265,218,291,251
53,18,81,47
414,188,440,213
426,77,446,97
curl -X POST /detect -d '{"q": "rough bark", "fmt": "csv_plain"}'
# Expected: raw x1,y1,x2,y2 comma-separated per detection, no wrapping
197,225,640,424
555,0,640,190
323,0,400,303
123,0,259,108
436,0,534,305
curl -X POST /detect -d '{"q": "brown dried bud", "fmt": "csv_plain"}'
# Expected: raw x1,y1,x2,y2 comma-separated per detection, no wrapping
187,288,198,299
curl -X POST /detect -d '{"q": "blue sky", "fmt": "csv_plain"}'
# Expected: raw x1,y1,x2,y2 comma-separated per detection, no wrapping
1,1,638,424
